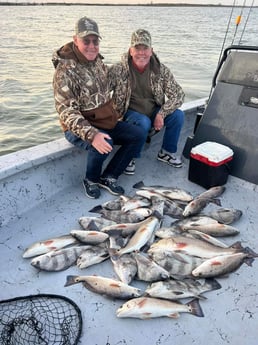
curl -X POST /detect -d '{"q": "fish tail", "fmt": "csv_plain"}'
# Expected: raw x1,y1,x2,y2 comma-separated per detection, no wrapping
188,298,204,317
133,181,145,189
64,275,79,287
212,198,222,206
88,205,103,213
244,246,258,258
244,257,255,266
205,278,222,290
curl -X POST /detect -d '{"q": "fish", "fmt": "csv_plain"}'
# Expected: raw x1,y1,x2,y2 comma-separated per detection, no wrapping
76,245,109,269
120,195,151,213
206,207,243,224
22,234,80,258
78,216,116,230
163,199,184,219
89,205,153,223
150,196,165,218
187,230,229,248
149,251,205,278
196,186,226,199
145,278,221,300
133,252,170,282
109,250,137,284
182,197,221,217
70,230,109,244
64,275,142,299
170,216,240,237
133,181,193,202
155,226,184,239
31,245,88,271
108,234,130,250
116,297,204,319
155,226,228,248
100,219,148,237
192,252,255,278
101,197,123,211
117,216,160,256
148,236,245,259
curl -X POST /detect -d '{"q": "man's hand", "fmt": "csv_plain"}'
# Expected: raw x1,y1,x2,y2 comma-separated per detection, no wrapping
92,132,112,154
154,113,164,131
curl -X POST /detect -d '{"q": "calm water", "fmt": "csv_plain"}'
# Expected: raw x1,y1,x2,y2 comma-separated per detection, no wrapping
0,5,257,155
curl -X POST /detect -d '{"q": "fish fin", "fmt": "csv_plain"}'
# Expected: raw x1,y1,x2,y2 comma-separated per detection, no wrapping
133,181,145,189
88,205,103,213
195,294,207,300
168,312,180,319
205,278,222,290
188,298,204,317
87,220,100,231
230,241,244,250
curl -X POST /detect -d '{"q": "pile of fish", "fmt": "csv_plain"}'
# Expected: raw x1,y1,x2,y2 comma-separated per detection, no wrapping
22,181,258,320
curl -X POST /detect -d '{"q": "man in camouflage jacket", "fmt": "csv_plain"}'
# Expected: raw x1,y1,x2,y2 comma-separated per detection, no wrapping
109,29,185,175
52,17,145,199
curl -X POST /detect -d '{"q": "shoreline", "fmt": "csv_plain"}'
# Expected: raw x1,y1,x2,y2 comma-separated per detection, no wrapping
0,3,254,7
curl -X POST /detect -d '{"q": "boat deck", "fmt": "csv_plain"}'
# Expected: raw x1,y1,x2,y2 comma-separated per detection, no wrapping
1,99,258,345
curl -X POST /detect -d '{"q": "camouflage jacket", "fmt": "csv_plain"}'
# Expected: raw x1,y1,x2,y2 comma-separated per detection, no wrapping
109,52,185,118
52,41,111,142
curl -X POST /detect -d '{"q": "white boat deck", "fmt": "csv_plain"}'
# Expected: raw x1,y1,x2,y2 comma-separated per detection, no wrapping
0,99,258,345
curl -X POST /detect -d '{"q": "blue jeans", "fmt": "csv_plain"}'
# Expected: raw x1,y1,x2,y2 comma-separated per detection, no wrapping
65,121,145,182
124,108,184,157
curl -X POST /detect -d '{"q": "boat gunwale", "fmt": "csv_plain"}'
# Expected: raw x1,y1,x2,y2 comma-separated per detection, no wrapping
0,98,207,181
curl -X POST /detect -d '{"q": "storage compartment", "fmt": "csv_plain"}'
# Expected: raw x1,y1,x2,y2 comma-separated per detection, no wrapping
188,141,233,189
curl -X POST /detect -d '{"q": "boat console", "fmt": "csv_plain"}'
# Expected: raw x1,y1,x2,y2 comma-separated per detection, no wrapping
184,45,258,185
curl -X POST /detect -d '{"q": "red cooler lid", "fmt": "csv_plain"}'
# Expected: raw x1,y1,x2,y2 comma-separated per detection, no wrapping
190,141,234,166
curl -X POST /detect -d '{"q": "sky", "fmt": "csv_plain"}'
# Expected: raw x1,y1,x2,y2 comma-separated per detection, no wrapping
1,0,257,5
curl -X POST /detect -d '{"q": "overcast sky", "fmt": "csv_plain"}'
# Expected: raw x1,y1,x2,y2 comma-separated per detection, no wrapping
2,0,258,5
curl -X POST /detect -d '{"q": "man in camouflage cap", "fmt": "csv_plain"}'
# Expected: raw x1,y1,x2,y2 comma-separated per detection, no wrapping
52,18,145,198
109,29,185,175
130,29,152,47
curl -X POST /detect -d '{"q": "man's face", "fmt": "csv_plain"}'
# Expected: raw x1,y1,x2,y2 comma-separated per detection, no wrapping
129,44,153,69
74,34,99,61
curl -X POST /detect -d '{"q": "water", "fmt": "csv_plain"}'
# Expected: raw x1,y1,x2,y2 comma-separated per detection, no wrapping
0,4,257,156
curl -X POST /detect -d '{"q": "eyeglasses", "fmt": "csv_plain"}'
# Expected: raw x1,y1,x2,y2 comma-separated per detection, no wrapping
82,38,99,46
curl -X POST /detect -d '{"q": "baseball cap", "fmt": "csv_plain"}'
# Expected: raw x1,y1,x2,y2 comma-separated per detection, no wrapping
75,17,101,39
131,29,152,47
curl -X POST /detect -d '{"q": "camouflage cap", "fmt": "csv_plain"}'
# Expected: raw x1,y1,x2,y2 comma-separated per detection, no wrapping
75,17,101,39
131,29,152,47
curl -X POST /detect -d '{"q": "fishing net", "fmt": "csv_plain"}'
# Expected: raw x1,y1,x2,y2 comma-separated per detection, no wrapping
0,294,82,345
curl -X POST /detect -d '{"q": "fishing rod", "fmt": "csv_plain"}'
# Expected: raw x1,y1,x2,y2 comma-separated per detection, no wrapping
238,0,255,44
207,0,255,102
230,0,246,45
